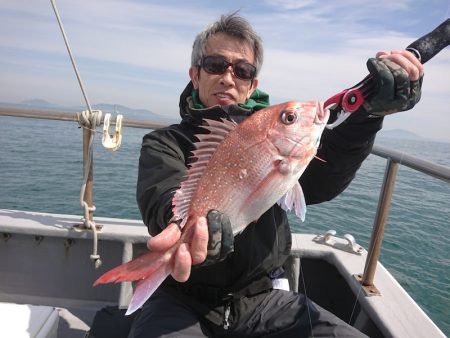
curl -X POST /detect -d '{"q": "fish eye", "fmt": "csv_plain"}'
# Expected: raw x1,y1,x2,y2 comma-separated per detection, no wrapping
280,110,297,125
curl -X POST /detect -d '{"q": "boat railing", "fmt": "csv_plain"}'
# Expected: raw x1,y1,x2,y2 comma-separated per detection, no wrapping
361,145,450,294
1,106,450,295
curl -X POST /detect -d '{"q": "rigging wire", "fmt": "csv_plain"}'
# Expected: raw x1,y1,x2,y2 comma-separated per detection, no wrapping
50,0,94,114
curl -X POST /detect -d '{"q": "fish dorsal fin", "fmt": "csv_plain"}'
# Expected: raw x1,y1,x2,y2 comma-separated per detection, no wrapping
277,181,307,222
172,118,238,228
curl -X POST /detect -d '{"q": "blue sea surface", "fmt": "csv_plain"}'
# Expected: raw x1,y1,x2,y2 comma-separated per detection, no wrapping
0,116,449,335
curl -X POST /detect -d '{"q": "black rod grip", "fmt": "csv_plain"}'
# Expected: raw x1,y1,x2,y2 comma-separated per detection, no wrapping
406,19,450,64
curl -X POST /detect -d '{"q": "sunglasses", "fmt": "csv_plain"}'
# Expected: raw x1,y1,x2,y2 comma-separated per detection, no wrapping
199,55,257,81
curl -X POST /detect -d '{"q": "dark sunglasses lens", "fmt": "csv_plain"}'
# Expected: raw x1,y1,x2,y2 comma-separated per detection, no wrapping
203,56,228,74
202,56,255,80
234,62,256,80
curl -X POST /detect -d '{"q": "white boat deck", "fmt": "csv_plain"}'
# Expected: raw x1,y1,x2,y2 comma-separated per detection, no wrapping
0,209,446,338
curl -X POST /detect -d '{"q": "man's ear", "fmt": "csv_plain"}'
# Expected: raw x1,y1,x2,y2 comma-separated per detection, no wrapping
247,78,259,99
189,66,199,89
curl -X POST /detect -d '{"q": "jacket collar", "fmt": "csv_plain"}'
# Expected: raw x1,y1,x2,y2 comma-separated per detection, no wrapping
178,82,270,125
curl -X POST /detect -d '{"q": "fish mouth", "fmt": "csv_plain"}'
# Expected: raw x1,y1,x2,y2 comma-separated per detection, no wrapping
315,101,330,124
271,102,328,158
273,132,311,158
273,120,326,158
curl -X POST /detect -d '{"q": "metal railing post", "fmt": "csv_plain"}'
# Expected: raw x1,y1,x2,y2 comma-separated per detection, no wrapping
362,158,399,287
82,128,94,222
118,241,134,308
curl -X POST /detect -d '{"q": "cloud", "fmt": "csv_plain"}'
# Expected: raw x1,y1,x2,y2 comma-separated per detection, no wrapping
1,0,449,141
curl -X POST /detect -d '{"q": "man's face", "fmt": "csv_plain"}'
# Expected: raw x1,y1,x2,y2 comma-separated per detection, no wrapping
189,33,259,108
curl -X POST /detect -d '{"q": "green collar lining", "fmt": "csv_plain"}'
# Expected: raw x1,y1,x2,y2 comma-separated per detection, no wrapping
191,88,270,111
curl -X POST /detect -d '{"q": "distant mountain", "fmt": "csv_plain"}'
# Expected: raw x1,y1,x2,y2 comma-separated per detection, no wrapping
2,99,64,110
0,99,179,125
20,99,59,108
377,128,423,140
87,103,178,123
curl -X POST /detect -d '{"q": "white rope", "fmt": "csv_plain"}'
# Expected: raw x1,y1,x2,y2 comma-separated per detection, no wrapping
50,0,103,268
78,110,103,268
77,110,102,130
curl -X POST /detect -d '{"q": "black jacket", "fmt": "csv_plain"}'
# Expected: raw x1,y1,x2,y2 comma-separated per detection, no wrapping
136,82,383,303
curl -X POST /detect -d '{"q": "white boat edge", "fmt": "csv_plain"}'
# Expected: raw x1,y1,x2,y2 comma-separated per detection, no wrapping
0,208,446,338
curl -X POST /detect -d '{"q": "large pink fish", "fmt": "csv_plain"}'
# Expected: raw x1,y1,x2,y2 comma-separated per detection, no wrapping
94,101,329,314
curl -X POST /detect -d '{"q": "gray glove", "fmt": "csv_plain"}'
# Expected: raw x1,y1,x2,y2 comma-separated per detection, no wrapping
359,58,423,116
200,210,234,266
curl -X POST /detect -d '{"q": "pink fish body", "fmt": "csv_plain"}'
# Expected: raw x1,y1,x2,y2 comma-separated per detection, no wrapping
94,101,329,315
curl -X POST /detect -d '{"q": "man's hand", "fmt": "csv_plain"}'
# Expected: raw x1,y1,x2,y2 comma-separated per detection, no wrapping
146,211,234,282
202,210,234,266
147,218,209,282
361,50,424,116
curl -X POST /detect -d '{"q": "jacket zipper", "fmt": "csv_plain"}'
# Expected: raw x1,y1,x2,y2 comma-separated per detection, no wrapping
222,294,232,330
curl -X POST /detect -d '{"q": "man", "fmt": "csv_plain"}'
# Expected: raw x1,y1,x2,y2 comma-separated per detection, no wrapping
131,13,423,338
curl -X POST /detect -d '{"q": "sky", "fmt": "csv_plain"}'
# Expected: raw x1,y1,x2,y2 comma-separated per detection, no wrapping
1,0,449,142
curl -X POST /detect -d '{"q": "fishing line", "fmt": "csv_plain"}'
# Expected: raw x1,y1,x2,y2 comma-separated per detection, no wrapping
347,227,384,325
299,256,315,338
347,264,366,324
347,196,385,325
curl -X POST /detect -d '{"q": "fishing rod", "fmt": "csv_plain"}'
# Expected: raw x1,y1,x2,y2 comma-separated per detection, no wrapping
325,18,450,129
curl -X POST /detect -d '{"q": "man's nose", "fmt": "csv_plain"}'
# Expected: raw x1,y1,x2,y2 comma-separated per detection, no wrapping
220,65,236,84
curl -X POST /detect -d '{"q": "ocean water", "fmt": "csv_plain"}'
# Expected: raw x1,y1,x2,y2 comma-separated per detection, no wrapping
0,116,449,335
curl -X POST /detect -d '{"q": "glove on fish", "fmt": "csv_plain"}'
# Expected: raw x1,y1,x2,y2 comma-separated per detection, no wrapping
359,58,423,117
200,210,234,266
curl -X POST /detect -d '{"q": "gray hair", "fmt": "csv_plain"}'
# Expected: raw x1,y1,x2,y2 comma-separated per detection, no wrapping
191,13,264,76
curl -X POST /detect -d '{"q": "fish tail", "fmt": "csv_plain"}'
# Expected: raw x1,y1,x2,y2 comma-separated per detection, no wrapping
125,263,172,315
93,245,177,286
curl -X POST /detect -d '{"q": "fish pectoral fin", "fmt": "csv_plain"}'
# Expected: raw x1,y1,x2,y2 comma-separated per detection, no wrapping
277,182,306,222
